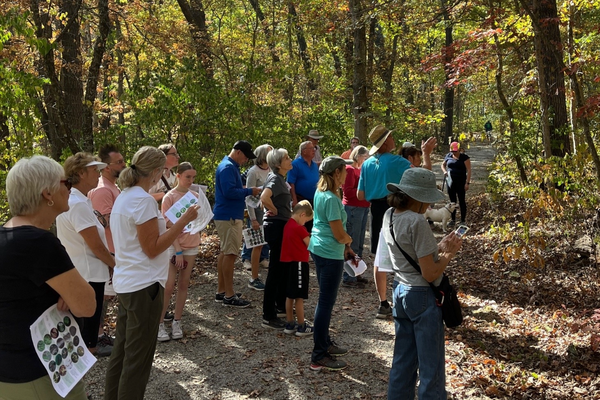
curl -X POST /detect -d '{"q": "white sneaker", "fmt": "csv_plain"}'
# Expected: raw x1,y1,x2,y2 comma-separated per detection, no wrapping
243,260,252,271
260,259,269,268
171,320,183,340
157,323,170,342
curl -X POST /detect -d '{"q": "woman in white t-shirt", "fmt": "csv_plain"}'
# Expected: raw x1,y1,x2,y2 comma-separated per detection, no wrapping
56,152,115,358
158,162,203,342
104,146,198,400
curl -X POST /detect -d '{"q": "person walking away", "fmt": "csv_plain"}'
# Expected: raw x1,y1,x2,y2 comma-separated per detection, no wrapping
382,168,462,399
281,200,314,336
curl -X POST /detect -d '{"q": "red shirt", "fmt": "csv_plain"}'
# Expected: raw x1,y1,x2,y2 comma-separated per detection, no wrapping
342,165,370,208
281,218,310,262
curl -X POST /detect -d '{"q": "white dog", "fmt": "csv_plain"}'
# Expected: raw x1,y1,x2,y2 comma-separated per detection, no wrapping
424,202,458,232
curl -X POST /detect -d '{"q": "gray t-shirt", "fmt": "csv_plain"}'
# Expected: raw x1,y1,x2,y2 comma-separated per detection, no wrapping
382,208,442,287
263,172,292,222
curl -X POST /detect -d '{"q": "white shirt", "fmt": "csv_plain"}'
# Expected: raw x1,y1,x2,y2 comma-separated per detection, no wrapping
111,186,168,293
56,188,110,283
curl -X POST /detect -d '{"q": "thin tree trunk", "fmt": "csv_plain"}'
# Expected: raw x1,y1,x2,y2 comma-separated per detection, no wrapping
350,0,368,141
248,0,280,63
176,0,213,78
288,1,315,91
441,0,454,143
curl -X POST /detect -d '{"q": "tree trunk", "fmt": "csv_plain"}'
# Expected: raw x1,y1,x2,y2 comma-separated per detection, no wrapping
82,0,110,151
531,0,570,157
248,0,280,63
176,0,213,78
288,1,315,91
441,0,454,143
350,0,368,142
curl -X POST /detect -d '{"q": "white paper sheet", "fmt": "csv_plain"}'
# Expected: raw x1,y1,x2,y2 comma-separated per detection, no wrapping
242,226,267,248
165,190,213,234
374,231,394,273
30,305,96,398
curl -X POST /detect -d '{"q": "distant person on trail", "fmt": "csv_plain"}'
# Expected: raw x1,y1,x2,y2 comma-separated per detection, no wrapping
484,120,493,141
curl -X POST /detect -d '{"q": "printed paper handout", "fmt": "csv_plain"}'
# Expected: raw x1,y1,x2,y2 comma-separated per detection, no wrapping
242,226,267,248
165,190,213,234
30,305,96,398
374,231,394,273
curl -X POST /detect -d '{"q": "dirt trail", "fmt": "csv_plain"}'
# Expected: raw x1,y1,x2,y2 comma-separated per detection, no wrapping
85,142,497,400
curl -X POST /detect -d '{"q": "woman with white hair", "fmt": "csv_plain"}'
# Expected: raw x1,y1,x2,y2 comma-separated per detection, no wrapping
383,168,462,399
56,152,116,358
260,148,293,330
104,146,198,400
0,155,95,399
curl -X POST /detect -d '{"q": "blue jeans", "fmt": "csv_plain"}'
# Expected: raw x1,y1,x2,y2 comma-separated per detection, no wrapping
343,205,369,283
388,284,446,400
311,253,344,362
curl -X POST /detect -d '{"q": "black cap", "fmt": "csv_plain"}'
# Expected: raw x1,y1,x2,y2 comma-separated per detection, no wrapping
233,140,256,159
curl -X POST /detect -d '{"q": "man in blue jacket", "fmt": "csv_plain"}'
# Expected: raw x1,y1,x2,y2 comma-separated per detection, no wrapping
214,141,262,308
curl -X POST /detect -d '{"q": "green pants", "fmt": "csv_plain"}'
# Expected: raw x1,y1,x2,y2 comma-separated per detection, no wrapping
0,376,86,400
104,283,163,400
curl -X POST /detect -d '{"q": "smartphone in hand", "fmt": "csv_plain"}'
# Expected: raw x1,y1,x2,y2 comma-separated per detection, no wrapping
170,255,188,269
454,225,469,238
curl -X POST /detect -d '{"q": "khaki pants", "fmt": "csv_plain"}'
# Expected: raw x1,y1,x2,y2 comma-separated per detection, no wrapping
104,283,163,400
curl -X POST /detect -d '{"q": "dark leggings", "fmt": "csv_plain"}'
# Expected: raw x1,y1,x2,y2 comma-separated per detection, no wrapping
369,198,389,254
262,218,288,320
75,281,105,348
448,175,467,222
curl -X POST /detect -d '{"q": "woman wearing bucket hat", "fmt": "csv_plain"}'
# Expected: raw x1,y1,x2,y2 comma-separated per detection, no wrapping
308,156,354,371
382,168,462,399
441,141,471,226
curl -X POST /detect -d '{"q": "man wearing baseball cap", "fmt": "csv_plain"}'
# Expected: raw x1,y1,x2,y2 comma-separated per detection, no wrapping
357,125,436,319
213,141,262,308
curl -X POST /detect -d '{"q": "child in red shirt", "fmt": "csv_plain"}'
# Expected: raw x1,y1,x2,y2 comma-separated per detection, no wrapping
281,200,314,336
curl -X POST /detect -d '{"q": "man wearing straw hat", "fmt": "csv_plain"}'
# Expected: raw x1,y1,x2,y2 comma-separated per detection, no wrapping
357,125,436,319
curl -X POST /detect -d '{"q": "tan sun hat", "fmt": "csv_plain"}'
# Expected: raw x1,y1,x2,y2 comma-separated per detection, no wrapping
368,125,393,155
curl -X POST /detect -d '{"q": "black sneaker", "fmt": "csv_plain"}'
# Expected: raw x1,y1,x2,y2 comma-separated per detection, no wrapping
356,275,369,284
310,354,347,371
215,292,242,303
222,295,251,308
342,280,365,289
261,318,286,330
163,311,174,322
376,302,392,319
97,333,115,346
327,340,348,357
447,220,456,228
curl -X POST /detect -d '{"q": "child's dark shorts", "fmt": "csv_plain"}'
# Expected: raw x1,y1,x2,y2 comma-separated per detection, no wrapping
283,261,309,299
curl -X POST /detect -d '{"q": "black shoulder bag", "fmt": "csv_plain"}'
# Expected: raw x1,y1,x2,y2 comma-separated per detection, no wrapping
388,209,463,328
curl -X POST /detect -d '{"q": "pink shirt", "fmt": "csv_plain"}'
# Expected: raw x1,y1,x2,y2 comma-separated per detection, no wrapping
88,176,121,253
161,189,201,250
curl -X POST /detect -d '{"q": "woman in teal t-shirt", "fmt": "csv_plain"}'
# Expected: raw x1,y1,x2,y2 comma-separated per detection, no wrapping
308,156,354,372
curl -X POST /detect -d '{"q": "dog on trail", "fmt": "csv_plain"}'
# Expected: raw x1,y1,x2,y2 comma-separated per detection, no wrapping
424,202,458,232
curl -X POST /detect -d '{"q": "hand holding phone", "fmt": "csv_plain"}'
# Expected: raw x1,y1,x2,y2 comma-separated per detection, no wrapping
454,225,469,238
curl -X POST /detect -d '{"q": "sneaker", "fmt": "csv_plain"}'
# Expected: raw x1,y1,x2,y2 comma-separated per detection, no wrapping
283,322,298,334
296,322,314,337
376,302,392,319
97,333,115,346
163,311,174,322
222,295,251,308
95,341,113,357
342,280,365,289
171,320,183,340
327,340,348,356
310,355,347,371
260,259,270,268
243,260,252,271
261,318,286,330
157,323,170,342
248,278,265,291
356,275,369,284
448,220,456,228
276,308,287,318
215,292,242,303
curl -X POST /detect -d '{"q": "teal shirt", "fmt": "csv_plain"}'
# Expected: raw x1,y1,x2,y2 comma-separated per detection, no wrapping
308,190,347,260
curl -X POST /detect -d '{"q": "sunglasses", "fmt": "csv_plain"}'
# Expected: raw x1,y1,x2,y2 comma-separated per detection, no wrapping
60,179,72,190
93,210,108,228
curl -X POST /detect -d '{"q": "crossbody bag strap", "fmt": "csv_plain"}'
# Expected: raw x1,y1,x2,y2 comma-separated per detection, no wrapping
388,208,423,275
161,173,172,192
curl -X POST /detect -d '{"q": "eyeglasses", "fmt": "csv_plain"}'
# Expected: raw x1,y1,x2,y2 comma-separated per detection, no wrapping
167,152,179,157
109,160,125,165
60,179,72,190
93,210,108,228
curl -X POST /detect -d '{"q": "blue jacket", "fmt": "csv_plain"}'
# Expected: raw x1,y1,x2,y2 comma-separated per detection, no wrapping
213,156,252,220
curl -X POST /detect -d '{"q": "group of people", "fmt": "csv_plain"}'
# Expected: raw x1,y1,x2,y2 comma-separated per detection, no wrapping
1,125,473,399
